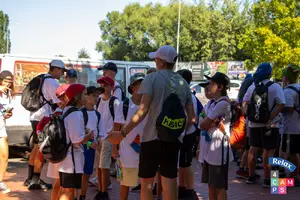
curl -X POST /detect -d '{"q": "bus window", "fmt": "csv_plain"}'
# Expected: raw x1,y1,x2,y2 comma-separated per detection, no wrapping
130,67,148,76
14,61,49,93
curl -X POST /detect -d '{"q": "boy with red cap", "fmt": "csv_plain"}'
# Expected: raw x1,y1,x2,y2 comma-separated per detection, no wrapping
57,84,94,200
94,76,120,200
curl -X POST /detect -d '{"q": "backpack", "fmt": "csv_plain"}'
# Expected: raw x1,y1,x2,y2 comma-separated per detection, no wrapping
192,93,203,131
81,107,101,137
285,85,300,115
229,103,246,149
96,96,118,120
114,85,127,101
38,107,79,164
247,81,274,123
156,72,186,143
21,74,54,112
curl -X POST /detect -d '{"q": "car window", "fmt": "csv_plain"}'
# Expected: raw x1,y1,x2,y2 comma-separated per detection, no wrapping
191,85,201,93
229,82,240,88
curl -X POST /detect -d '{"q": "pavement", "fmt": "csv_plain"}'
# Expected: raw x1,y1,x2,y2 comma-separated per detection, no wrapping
1,158,299,200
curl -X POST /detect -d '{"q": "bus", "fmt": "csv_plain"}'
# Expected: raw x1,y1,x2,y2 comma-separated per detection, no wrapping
0,54,150,147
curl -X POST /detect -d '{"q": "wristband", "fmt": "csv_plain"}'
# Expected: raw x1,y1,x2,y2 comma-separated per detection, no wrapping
87,141,92,149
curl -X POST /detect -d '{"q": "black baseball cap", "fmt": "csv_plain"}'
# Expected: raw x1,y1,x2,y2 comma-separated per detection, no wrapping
205,72,230,89
198,81,210,88
86,86,104,95
66,69,78,78
98,62,118,73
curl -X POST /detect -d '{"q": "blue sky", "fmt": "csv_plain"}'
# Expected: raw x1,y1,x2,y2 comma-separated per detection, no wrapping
1,0,169,59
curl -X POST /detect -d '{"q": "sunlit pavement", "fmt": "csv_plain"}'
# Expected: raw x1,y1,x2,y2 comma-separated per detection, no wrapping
1,158,299,200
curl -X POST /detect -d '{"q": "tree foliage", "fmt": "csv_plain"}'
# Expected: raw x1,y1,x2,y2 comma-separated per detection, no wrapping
239,0,300,78
96,0,250,62
78,48,91,59
0,11,11,54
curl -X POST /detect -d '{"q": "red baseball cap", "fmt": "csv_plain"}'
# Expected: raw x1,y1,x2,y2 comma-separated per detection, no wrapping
65,84,86,105
97,76,114,87
56,84,70,97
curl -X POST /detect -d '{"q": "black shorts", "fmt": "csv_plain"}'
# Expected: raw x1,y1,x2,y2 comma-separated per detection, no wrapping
179,132,197,168
139,139,181,179
244,137,250,150
59,172,82,189
249,127,279,150
31,121,39,144
282,134,300,154
201,161,229,190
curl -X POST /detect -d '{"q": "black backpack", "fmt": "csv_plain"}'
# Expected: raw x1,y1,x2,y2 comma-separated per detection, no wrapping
81,107,101,136
114,85,127,101
96,96,118,120
123,98,130,120
156,72,186,142
38,107,79,163
247,81,274,123
285,85,300,115
21,74,54,112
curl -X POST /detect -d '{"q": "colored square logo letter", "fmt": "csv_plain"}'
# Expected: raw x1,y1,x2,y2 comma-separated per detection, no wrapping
271,178,278,186
270,186,278,194
278,186,286,194
286,178,294,187
279,179,286,186
271,170,279,178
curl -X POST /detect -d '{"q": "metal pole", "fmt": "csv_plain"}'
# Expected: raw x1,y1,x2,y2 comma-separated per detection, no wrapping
6,29,9,54
176,0,181,71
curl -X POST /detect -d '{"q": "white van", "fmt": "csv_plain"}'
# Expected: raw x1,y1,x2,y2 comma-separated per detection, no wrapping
0,54,150,147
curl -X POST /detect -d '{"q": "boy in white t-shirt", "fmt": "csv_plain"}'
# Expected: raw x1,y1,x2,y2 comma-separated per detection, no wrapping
109,73,146,200
94,76,120,200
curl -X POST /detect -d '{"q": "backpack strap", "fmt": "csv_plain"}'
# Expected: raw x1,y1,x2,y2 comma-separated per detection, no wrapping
96,98,101,110
62,107,79,120
95,110,101,139
40,75,55,109
109,96,118,120
81,107,89,127
123,98,130,121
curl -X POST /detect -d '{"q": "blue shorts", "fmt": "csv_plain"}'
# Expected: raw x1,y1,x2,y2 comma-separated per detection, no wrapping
83,144,96,175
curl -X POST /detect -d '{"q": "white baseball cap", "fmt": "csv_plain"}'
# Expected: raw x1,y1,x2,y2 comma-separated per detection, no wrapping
149,45,178,64
50,59,66,70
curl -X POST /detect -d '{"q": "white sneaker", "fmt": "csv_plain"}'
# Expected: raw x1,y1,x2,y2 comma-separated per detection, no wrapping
0,182,10,194
108,182,112,190
89,177,98,186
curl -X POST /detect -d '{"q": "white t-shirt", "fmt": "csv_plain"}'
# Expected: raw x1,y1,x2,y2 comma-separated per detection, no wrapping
201,97,234,166
30,74,61,122
243,79,286,127
186,94,198,135
0,103,7,138
86,110,101,140
113,81,122,100
114,99,146,168
59,106,85,174
283,84,300,134
97,97,120,139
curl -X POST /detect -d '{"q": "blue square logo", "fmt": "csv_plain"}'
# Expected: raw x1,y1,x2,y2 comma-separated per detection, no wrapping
271,186,278,194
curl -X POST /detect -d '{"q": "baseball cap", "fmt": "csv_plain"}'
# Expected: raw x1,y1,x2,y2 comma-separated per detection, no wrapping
65,84,86,106
50,59,66,71
205,72,230,89
66,69,78,78
97,76,115,87
86,86,105,95
0,70,13,80
56,84,70,97
198,81,210,88
148,45,178,64
98,62,118,73
128,73,145,94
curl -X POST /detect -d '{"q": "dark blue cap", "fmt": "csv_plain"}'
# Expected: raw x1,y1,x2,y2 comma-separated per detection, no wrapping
66,69,78,78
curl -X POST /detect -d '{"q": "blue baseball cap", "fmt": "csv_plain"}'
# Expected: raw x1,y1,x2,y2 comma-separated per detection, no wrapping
66,69,78,78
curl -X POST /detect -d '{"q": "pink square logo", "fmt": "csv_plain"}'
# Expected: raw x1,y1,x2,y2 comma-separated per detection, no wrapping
286,178,294,187
278,186,286,194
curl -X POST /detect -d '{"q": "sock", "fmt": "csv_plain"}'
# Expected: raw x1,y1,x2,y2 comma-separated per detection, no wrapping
186,189,194,197
239,167,245,171
28,165,34,180
31,173,40,184
178,186,186,198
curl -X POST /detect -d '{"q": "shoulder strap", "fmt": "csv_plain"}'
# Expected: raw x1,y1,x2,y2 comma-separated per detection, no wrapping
95,110,101,137
264,81,274,88
39,75,54,107
123,98,130,121
109,96,118,120
96,98,101,110
81,107,88,127
286,85,300,114
62,107,79,120
114,85,122,92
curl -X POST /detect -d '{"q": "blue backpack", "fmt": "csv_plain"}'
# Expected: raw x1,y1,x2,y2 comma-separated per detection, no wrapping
193,93,203,130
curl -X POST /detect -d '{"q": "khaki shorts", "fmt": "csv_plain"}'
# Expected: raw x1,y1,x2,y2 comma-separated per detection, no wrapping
120,168,139,187
98,139,112,169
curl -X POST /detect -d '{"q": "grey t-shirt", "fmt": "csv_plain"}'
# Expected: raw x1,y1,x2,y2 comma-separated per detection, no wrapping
138,69,193,143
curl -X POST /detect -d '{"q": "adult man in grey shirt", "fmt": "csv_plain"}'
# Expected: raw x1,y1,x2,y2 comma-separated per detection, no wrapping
108,45,195,200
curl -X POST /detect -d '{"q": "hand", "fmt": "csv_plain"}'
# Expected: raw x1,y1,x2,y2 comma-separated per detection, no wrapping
85,132,94,141
90,142,97,149
107,131,123,144
4,112,12,119
112,149,119,159
0,85,10,93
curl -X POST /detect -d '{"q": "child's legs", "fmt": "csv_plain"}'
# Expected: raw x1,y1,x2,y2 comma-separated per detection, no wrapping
97,168,102,191
155,170,162,196
59,187,74,200
0,137,8,182
81,146,95,196
120,167,139,200
59,172,82,200
120,185,130,200
81,174,90,196
99,139,112,192
51,178,60,200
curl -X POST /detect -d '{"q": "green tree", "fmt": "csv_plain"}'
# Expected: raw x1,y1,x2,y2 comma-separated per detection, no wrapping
78,48,91,59
239,0,300,78
0,11,11,53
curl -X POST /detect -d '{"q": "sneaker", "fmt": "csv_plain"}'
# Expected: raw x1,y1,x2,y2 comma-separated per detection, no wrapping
100,192,110,200
89,177,98,186
293,176,300,187
246,176,258,184
39,179,53,190
235,169,248,179
256,164,263,170
28,180,52,190
131,184,141,192
255,173,261,179
94,191,104,200
24,178,31,186
108,182,112,190
0,182,10,194
28,182,41,190
152,183,157,196
263,179,270,188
